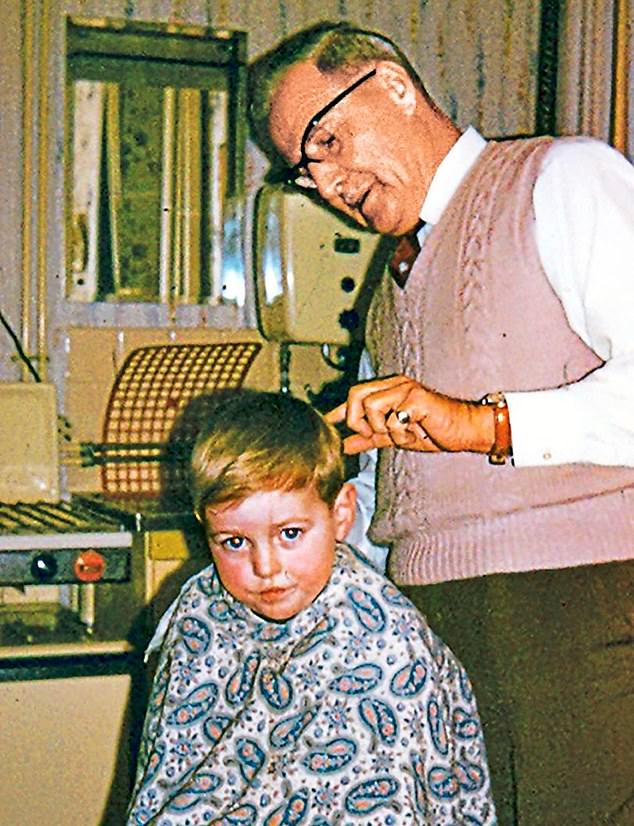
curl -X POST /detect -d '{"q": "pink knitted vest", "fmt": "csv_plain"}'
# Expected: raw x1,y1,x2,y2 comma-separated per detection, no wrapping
367,137,634,585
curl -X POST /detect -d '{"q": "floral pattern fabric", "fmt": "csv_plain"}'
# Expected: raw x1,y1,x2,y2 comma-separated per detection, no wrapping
128,544,496,825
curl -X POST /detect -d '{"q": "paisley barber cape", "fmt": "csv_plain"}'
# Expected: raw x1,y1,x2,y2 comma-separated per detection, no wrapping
128,544,496,825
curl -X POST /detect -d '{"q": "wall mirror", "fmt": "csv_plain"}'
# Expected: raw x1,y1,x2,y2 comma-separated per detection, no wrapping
66,17,247,306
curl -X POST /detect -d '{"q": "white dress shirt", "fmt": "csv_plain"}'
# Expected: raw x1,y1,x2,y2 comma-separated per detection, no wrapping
351,127,634,570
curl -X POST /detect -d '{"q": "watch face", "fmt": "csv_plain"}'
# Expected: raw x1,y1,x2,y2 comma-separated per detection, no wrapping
481,392,505,407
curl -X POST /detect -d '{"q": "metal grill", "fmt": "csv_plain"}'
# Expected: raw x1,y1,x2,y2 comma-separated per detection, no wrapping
0,500,126,537
101,342,261,497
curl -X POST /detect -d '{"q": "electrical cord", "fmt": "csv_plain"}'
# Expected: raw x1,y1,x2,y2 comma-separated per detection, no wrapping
0,303,42,382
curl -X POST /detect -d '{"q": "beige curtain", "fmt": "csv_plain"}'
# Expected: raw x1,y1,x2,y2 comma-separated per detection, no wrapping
612,0,632,156
557,0,632,157
64,0,542,138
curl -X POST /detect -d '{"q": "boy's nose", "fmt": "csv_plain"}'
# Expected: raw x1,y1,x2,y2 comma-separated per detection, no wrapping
251,543,283,579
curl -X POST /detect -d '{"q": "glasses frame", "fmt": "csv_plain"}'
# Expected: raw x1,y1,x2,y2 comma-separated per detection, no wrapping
286,68,378,187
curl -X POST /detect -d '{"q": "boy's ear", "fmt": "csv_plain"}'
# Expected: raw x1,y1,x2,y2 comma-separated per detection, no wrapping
332,482,357,541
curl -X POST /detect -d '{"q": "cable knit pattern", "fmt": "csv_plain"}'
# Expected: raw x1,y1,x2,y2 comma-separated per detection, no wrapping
367,137,634,585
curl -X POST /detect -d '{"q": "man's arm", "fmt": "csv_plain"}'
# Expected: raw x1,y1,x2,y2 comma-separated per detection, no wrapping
507,137,634,467
329,139,634,468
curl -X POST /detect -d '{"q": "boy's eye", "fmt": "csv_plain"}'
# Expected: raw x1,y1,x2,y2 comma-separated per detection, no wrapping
281,527,302,541
220,535,247,551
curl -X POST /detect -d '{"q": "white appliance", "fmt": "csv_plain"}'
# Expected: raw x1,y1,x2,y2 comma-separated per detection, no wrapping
254,184,382,345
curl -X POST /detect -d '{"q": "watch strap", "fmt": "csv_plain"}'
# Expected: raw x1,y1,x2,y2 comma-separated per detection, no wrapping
480,392,512,465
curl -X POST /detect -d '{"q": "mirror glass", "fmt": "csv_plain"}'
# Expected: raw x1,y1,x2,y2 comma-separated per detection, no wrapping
66,18,246,306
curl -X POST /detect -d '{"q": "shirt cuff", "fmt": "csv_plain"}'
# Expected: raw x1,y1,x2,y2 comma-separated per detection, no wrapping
505,387,589,466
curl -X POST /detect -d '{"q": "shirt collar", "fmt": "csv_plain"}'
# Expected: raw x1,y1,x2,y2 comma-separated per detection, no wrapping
420,126,487,226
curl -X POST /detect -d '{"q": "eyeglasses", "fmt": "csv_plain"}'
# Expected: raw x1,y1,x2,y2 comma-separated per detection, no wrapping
285,68,377,189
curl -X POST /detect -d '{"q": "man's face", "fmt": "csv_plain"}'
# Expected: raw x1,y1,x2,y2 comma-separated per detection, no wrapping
268,60,425,236
203,484,355,621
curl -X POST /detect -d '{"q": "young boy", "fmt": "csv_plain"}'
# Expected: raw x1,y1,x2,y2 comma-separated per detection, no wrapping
127,390,496,825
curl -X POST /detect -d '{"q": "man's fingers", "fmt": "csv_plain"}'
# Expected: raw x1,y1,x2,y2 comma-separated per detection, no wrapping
361,383,413,434
341,432,394,455
324,402,347,424
325,399,373,439
345,377,411,427
327,376,421,444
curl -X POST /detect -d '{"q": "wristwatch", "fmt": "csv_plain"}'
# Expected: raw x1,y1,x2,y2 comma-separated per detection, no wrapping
480,392,512,465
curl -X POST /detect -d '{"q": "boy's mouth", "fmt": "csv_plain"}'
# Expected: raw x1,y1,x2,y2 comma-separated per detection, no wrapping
258,586,293,603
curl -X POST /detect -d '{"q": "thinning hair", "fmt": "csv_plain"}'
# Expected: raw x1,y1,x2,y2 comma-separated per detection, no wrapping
190,389,345,519
248,21,425,161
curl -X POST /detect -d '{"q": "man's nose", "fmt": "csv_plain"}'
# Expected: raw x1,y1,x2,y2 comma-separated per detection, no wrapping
251,542,283,578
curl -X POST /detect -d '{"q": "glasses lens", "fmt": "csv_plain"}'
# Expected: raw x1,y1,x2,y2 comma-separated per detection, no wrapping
294,170,317,189
277,162,316,189
266,165,299,187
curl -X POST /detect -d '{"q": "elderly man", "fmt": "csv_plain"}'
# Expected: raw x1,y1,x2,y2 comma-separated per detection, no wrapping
249,22,634,826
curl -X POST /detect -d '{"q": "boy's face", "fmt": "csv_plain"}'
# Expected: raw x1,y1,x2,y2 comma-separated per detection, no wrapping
203,483,356,621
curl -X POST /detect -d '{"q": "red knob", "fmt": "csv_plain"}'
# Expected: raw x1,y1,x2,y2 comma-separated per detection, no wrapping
74,550,106,582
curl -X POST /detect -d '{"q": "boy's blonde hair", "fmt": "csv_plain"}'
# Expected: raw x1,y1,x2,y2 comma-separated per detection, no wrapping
190,390,344,519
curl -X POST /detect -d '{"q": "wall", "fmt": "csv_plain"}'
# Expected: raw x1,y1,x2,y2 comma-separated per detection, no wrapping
0,0,544,391
61,0,543,134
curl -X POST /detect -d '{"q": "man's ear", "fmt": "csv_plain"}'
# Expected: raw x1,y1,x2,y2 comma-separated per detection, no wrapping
332,482,357,541
374,60,417,115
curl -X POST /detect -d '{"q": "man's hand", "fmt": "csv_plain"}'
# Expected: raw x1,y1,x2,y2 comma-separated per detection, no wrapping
325,375,494,456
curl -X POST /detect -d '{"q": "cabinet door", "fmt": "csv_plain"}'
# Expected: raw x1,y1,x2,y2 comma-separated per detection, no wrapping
0,669,134,826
